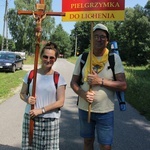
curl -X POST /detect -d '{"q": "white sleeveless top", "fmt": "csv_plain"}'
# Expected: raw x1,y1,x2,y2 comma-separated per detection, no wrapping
23,71,66,118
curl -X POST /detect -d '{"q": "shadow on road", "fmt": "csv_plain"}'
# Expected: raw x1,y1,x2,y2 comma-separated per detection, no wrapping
113,101,150,150
59,95,83,150
59,96,150,150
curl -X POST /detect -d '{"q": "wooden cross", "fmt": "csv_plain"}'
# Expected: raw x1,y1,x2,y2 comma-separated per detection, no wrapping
17,0,65,146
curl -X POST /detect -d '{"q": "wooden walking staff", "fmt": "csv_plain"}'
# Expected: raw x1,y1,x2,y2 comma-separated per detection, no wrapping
88,22,94,123
17,0,65,146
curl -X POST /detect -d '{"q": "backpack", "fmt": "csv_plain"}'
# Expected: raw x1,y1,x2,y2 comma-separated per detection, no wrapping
78,52,126,111
26,70,60,95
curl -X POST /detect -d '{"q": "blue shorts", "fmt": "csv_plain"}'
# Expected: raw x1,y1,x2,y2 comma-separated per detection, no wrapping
79,109,114,145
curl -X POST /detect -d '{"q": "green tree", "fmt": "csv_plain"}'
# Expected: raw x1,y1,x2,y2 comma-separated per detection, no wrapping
118,5,150,66
0,35,2,49
145,0,150,14
70,5,150,66
70,21,92,55
145,0,150,66
8,39,16,51
7,0,54,53
50,24,72,58
70,21,116,55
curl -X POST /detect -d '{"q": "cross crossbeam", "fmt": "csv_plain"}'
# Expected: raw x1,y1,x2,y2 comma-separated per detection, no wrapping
18,10,65,16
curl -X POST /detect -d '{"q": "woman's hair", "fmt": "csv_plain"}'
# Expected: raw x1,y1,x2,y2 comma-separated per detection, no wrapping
40,41,59,58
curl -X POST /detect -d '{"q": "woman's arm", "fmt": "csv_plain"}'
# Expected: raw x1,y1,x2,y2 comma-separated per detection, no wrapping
20,82,36,104
44,85,66,112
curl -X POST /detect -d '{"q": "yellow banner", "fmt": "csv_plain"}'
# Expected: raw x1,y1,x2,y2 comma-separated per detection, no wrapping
62,10,124,21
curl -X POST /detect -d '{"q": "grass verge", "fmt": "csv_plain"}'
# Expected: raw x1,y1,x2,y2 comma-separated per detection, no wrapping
24,55,41,64
0,70,27,104
125,66,150,120
67,56,78,64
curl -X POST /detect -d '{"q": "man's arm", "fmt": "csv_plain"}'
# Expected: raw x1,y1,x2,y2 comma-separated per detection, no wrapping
70,75,86,99
70,75,95,103
87,71,127,91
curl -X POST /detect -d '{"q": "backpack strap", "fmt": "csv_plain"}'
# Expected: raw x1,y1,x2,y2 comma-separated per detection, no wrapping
26,70,60,95
26,70,34,95
77,52,88,105
54,71,60,110
108,53,126,111
53,71,60,89
108,53,116,80
78,52,89,85
80,52,89,69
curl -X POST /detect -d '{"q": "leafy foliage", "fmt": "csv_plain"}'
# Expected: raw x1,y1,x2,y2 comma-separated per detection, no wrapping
119,6,150,66
7,0,54,53
70,3,150,66
0,35,16,51
50,24,72,57
70,21,91,56
1,0,150,65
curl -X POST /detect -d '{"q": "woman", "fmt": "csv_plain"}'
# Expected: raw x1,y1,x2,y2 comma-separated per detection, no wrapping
20,42,66,150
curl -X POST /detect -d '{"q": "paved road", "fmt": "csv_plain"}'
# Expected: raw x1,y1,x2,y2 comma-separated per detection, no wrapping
0,58,150,150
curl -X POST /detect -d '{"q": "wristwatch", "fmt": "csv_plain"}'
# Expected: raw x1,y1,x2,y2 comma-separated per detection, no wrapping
42,107,46,114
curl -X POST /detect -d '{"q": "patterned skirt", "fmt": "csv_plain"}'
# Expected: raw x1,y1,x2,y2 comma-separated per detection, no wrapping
22,113,59,150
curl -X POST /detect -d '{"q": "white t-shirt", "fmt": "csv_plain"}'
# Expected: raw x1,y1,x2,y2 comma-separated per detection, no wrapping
73,53,124,113
23,71,66,118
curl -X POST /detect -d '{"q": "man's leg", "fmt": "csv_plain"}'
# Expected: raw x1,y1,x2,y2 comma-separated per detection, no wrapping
96,111,114,150
79,109,95,150
100,144,111,150
84,138,95,150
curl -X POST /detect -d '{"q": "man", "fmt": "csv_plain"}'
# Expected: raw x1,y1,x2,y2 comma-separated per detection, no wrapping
70,23,127,150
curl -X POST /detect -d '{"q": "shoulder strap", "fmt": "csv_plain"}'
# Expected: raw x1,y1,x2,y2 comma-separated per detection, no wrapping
27,70,34,95
54,71,60,89
78,52,88,85
109,53,126,111
80,52,88,69
108,53,116,81
54,71,60,110
27,70,60,95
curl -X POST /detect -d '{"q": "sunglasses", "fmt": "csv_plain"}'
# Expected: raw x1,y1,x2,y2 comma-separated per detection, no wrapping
94,35,107,40
42,55,56,60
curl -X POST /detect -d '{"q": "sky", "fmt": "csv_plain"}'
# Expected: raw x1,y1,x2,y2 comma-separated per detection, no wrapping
0,0,148,39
